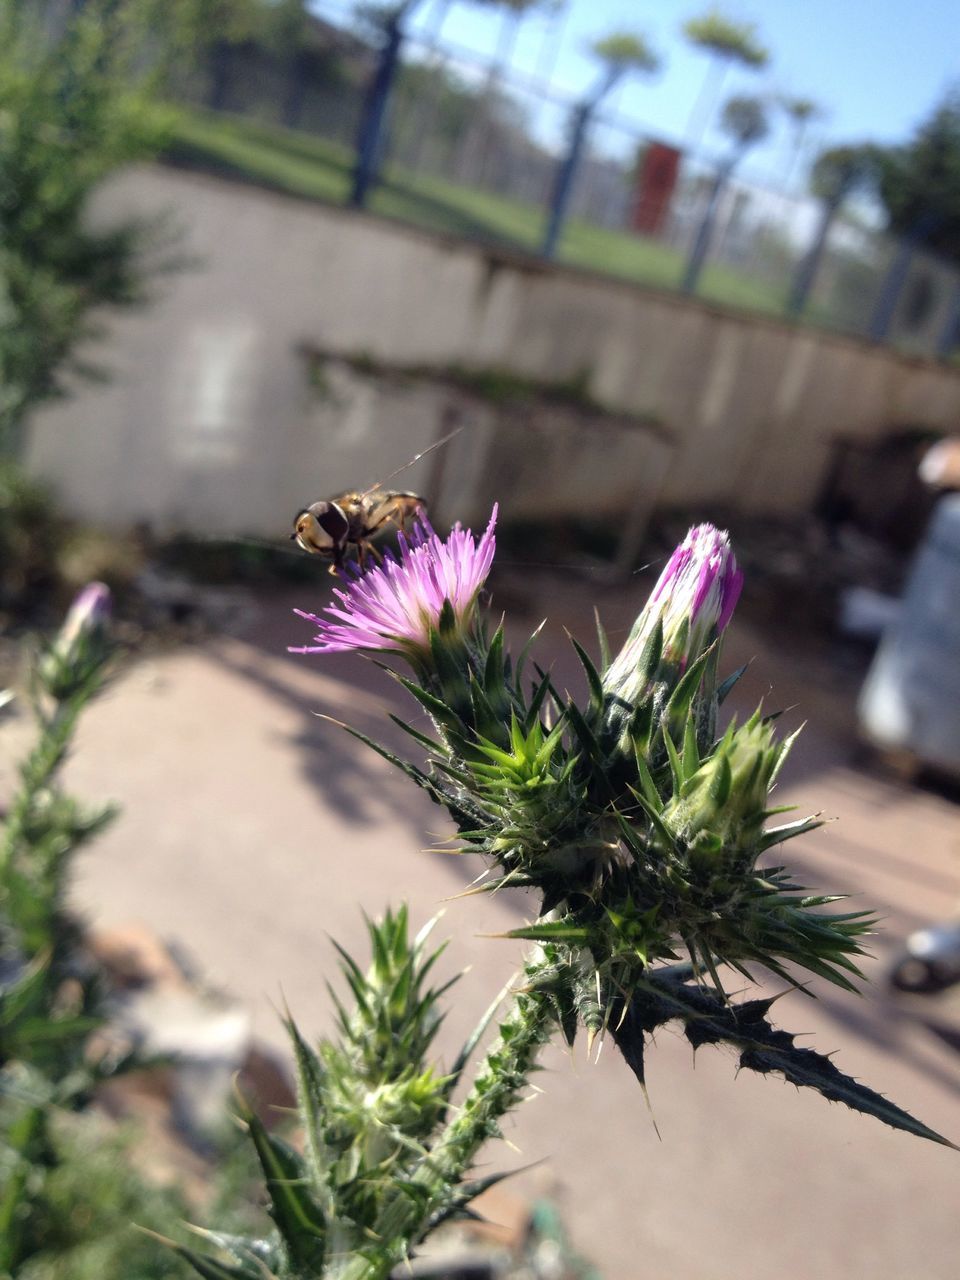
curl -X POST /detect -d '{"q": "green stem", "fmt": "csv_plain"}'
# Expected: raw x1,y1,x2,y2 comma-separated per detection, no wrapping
0,697,82,881
332,953,558,1280
425,965,553,1185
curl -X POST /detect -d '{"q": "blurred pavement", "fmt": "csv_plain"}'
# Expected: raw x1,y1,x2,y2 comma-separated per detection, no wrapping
59,568,960,1280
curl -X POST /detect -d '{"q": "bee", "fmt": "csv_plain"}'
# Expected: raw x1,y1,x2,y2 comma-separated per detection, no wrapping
291,428,460,573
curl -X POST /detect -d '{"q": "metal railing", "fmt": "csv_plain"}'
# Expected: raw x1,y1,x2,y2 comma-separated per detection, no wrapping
178,5,960,361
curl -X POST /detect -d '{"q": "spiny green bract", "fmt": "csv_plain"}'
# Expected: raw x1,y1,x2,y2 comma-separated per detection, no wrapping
383,612,874,1010
621,707,875,993
328,906,453,1080
174,906,529,1280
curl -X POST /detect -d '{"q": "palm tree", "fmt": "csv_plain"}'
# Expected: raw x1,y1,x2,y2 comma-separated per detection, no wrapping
681,93,769,292
542,31,661,255
475,0,545,77
779,94,824,190
682,8,768,152
787,144,878,315
455,0,555,186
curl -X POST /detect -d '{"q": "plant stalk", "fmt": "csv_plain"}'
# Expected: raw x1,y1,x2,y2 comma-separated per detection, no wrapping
332,953,557,1280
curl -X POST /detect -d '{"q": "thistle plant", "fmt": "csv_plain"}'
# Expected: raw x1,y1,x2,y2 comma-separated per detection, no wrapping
185,514,954,1280
2,581,116,1063
0,583,125,1273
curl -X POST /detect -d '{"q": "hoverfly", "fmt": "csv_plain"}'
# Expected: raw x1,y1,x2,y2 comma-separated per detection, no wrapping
291,427,461,573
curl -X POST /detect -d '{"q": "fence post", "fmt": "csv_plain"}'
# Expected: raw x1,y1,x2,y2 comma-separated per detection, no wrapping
542,101,592,258
868,238,916,342
541,62,624,260
351,7,412,209
868,215,940,343
936,280,960,359
680,164,727,294
786,196,839,318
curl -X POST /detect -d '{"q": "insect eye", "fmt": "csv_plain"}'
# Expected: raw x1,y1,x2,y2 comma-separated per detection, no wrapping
316,503,349,540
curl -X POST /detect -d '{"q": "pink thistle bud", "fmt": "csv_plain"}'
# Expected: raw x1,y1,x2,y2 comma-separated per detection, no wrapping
40,581,113,700
605,523,742,704
57,582,112,656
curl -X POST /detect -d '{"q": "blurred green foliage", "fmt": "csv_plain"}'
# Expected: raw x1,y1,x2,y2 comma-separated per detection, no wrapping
1,1111,189,1280
681,8,768,69
876,87,960,263
0,460,59,613
0,592,266,1278
0,0,181,456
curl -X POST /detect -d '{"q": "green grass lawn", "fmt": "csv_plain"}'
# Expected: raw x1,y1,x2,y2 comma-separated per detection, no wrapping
167,110,791,320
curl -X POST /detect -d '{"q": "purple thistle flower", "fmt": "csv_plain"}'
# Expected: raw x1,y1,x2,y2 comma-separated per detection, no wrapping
604,523,742,702
291,506,498,660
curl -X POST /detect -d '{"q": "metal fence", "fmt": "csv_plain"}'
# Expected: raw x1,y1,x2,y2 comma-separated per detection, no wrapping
178,5,960,361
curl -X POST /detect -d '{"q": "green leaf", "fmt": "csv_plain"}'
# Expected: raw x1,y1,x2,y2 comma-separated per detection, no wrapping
393,675,462,736
619,974,957,1150
708,752,732,808
664,643,715,724
569,635,604,717
6,1013,102,1047
681,711,700,780
0,951,50,1026
564,702,609,792
388,714,442,755
514,619,547,692
632,742,662,809
157,1240,264,1280
594,607,611,672
284,1014,336,1217
505,922,593,943
521,669,554,736
716,662,749,705
626,786,679,855
533,721,566,772
484,624,506,697
758,814,825,852
436,598,457,636
241,1106,328,1266
333,721,438,799
613,810,649,863
183,1228,281,1272
469,676,505,744
662,725,684,794
636,617,663,690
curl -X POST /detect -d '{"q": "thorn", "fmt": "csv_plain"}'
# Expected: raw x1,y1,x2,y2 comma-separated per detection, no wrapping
313,711,349,728
441,883,493,901
132,1225,176,1246
639,1080,662,1142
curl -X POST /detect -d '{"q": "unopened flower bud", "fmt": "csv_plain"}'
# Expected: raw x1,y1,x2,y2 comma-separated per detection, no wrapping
40,582,112,700
664,712,778,868
604,523,742,706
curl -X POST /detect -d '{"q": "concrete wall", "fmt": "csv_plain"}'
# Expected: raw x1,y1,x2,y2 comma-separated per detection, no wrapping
26,165,960,540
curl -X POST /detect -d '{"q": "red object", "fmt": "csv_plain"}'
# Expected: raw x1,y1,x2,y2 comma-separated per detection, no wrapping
632,141,681,237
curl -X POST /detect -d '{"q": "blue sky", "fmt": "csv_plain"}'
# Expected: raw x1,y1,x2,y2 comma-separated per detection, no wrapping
393,0,960,190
